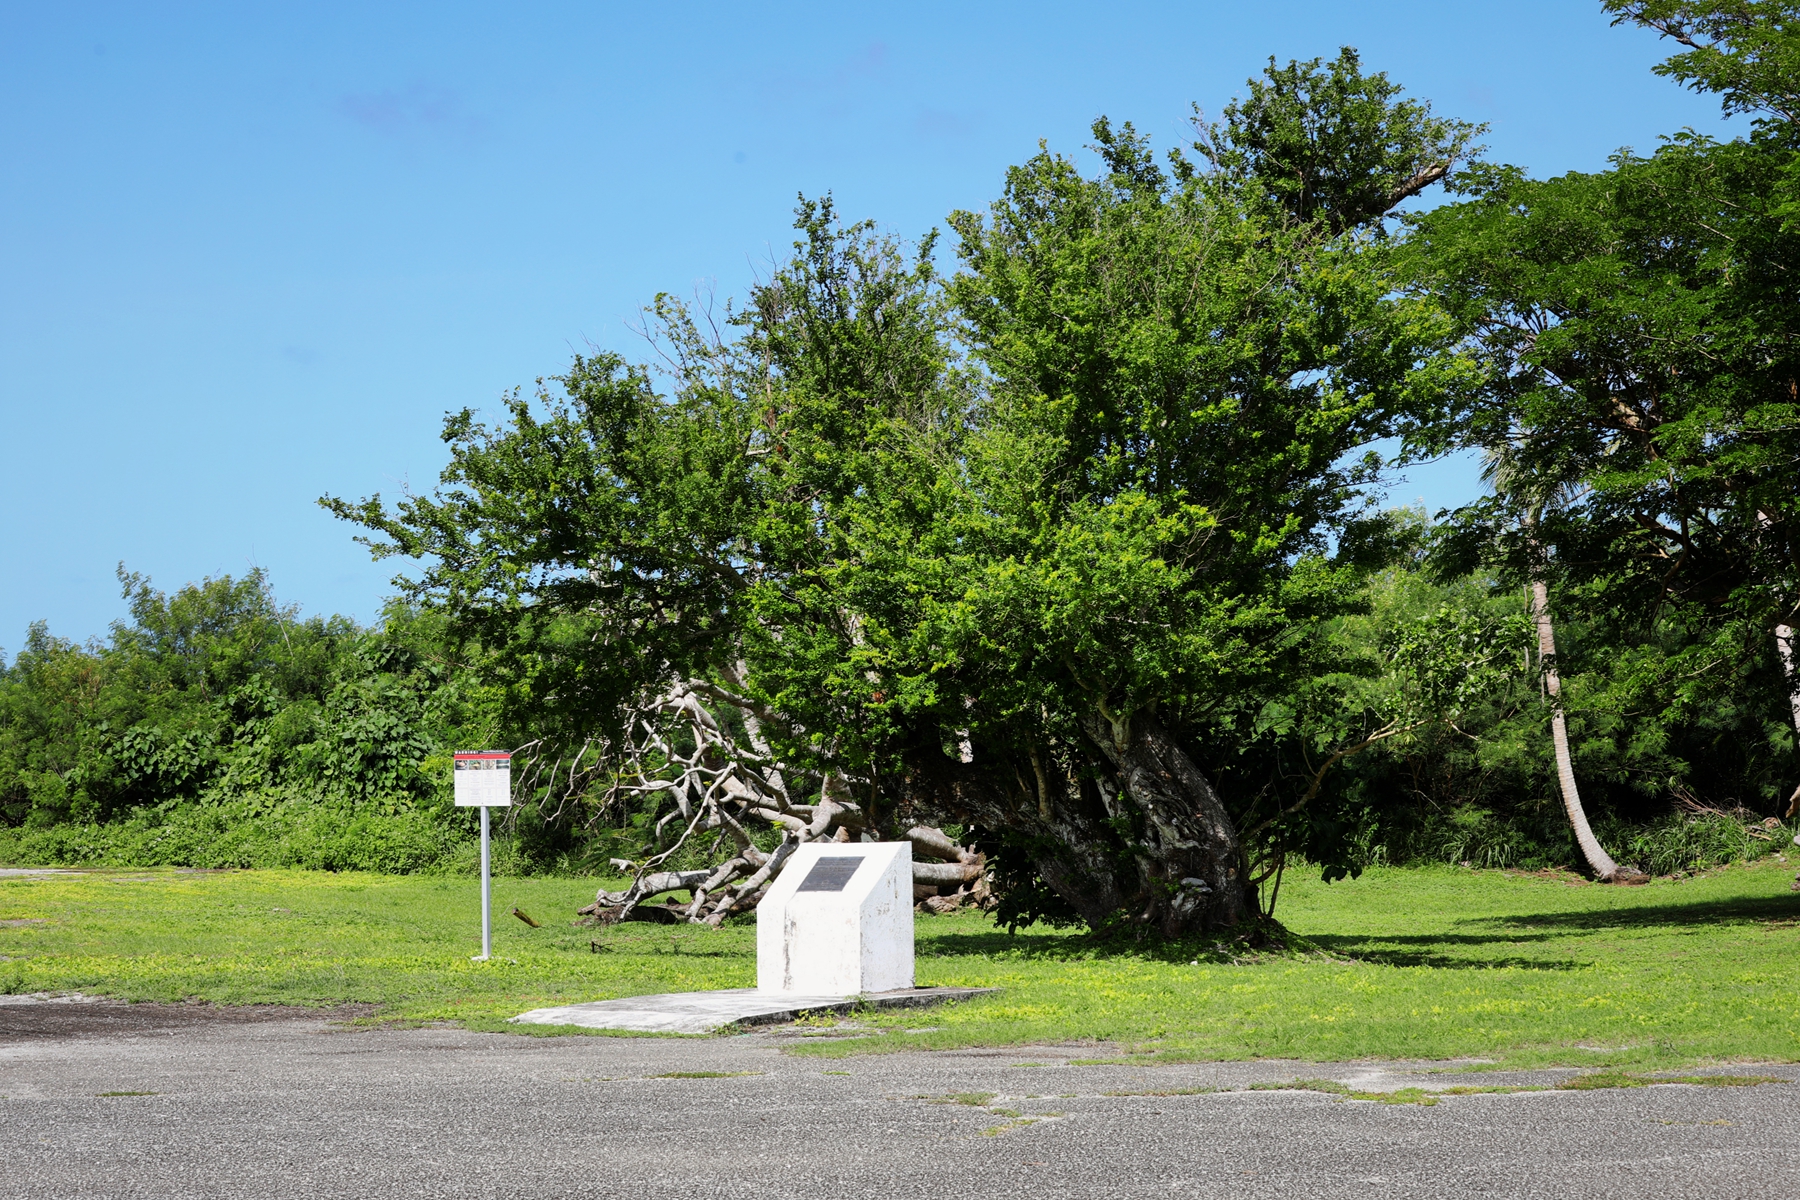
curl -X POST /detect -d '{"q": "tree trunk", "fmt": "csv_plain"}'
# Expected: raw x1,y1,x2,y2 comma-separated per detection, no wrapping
1072,709,1251,936
593,678,1252,936
1530,580,1640,882
1777,619,1800,818
891,704,1252,937
1754,515,1800,817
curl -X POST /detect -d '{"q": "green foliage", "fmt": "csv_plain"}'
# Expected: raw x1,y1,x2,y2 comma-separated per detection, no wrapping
1394,0,1800,869
0,802,462,874
326,50,1498,934
1600,809,1792,876
1606,1,1800,132
941,89,1474,713
1190,46,1484,233
1412,133,1800,633
324,196,965,794
0,569,493,870
317,31,1798,912
1292,523,1798,877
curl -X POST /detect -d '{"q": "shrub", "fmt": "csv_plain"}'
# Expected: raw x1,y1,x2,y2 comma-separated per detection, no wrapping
0,796,470,874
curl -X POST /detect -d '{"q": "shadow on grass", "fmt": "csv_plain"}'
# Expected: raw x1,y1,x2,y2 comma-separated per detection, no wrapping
1305,927,1571,962
910,888,1800,969
915,928,1096,962
917,926,1590,970
1480,892,1800,933
582,932,743,959
1298,894,1800,967
1302,936,1587,971
918,920,1597,971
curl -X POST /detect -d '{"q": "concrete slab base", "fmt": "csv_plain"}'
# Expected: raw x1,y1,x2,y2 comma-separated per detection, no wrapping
510,986,996,1035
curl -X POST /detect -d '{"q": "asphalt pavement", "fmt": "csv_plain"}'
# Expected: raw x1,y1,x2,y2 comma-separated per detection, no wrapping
2,998,1796,1199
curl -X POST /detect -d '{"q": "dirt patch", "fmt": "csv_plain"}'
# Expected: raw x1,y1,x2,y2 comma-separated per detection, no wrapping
0,998,378,1042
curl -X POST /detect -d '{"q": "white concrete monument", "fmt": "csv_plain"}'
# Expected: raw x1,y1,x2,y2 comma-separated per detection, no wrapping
757,841,913,995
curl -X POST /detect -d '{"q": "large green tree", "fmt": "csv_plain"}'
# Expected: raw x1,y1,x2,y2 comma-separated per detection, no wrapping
1412,1,1800,821
875,50,1486,933
333,51,1497,935
330,201,978,922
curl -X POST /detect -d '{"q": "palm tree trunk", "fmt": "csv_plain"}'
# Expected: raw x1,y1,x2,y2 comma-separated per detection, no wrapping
1530,580,1638,881
1755,516,1800,817
1778,619,1800,818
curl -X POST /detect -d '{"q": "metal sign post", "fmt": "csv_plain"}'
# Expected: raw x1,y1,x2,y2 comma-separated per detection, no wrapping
453,751,512,962
478,804,492,960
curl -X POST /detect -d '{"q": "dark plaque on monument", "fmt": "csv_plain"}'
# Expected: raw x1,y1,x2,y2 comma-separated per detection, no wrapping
797,855,865,892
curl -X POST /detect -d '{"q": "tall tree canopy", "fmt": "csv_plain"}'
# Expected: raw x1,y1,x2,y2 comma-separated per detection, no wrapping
330,50,1500,935
1413,0,1800,817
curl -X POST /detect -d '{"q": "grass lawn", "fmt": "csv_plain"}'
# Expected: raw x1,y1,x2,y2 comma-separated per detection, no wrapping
3,858,1798,1068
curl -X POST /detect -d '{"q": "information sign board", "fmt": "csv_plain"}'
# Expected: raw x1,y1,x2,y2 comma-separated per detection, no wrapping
454,751,513,961
796,856,864,892
453,751,512,807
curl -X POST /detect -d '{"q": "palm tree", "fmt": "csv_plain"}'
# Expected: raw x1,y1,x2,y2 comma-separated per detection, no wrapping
1482,447,1644,883
1754,512,1800,819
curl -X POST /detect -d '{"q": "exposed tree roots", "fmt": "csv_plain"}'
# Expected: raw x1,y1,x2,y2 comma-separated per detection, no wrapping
567,680,989,926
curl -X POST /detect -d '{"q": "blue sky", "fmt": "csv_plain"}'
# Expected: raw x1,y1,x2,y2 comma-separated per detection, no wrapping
0,1,1735,649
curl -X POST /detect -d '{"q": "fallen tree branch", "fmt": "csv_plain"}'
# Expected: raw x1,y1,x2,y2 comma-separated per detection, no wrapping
572,680,986,926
